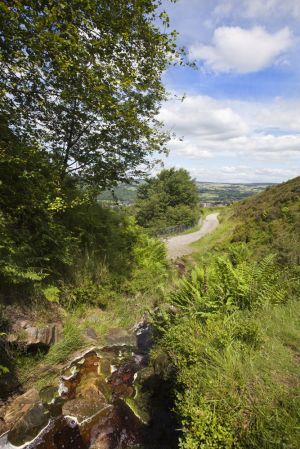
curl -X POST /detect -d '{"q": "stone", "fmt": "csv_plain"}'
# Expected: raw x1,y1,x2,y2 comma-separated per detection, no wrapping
4,388,40,426
135,321,153,354
106,328,135,347
4,389,50,447
62,396,107,424
7,321,62,349
39,386,60,404
8,403,49,446
84,327,98,341
76,374,110,402
25,323,62,347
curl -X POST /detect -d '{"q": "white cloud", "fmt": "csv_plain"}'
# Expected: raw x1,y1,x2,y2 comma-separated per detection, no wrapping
184,166,299,183
160,96,249,142
160,94,300,163
189,26,292,73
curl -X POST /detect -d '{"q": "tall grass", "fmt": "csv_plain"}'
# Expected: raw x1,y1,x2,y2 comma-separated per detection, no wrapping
157,301,300,449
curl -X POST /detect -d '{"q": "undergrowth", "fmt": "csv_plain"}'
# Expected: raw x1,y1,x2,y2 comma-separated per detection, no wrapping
151,178,300,449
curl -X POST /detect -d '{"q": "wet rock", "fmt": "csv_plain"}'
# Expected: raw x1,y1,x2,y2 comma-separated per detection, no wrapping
62,396,108,424
39,386,60,404
106,328,135,347
8,402,50,446
76,374,111,402
4,388,40,427
90,426,117,449
135,320,153,354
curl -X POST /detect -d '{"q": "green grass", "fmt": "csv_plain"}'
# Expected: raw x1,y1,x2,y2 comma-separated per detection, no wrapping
154,178,300,448
157,300,300,449
189,207,234,265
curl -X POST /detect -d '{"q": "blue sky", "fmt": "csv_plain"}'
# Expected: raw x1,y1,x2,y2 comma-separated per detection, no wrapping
158,0,300,183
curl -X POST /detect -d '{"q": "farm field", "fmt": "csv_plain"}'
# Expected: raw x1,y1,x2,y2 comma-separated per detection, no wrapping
98,181,273,205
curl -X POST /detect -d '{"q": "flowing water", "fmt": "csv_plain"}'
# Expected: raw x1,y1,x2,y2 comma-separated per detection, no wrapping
0,328,178,449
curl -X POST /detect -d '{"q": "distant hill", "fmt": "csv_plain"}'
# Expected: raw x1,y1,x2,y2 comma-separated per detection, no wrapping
98,181,273,205
196,181,273,205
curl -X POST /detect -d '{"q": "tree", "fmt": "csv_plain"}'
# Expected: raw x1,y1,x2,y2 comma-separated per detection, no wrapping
0,0,180,188
0,118,76,286
135,168,199,229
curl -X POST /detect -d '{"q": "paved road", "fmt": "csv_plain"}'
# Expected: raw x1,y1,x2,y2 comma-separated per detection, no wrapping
165,213,219,259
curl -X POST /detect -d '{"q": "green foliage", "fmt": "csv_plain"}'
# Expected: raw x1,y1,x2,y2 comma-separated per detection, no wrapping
233,176,300,264
42,286,60,303
45,319,84,365
0,365,9,376
0,0,182,187
178,396,238,449
125,231,169,294
0,122,76,288
136,168,199,230
157,302,300,449
170,249,290,320
152,178,300,449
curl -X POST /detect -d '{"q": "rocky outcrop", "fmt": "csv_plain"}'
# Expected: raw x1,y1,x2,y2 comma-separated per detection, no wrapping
106,328,136,346
7,320,62,349
135,320,153,354
0,388,49,445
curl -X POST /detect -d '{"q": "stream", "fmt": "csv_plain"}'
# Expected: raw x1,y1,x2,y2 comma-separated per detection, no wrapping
0,324,178,449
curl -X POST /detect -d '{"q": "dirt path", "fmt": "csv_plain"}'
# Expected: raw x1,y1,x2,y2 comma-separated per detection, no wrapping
165,213,219,259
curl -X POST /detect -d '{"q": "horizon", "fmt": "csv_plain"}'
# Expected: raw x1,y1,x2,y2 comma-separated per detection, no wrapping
159,0,300,184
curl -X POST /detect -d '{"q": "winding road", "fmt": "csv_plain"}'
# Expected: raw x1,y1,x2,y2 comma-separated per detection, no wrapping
166,213,219,259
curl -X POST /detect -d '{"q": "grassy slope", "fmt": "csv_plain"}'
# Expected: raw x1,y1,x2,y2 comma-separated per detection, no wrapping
156,177,300,449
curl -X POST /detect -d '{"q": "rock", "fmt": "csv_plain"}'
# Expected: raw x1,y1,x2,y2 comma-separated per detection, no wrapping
106,328,135,347
8,403,49,446
135,321,153,354
84,327,98,341
4,388,40,426
90,427,117,449
76,374,110,402
4,389,50,446
7,320,62,349
25,323,62,348
39,386,60,404
62,396,107,424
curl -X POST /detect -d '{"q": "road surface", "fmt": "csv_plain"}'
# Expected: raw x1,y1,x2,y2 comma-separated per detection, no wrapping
165,213,219,259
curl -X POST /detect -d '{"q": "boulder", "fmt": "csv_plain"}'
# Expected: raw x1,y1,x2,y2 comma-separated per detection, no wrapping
4,388,40,426
135,321,153,354
84,327,98,341
7,321,62,349
8,403,49,446
106,328,135,347
4,389,50,446
62,396,108,424
25,323,62,347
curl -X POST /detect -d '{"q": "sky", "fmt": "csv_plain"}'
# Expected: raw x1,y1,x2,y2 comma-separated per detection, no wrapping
158,0,300,183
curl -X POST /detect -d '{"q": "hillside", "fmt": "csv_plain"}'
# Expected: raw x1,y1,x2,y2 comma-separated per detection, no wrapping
154,176,300,449
233,176,300,263
0,176,299,449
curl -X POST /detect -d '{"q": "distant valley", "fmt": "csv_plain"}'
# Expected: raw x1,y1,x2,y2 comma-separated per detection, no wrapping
99,181,274,206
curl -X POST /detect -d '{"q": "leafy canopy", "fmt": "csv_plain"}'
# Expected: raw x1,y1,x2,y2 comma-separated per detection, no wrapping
135,168,199,229
0,0,180,187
